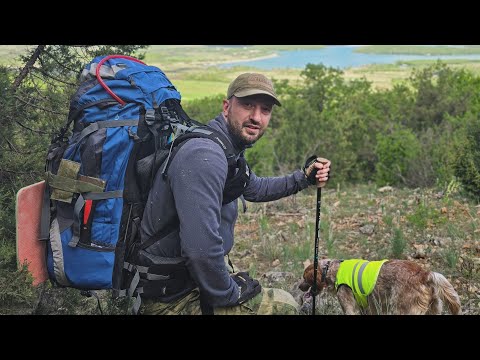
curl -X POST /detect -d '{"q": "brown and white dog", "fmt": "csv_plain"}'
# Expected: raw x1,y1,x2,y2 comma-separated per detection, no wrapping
299,259,462,315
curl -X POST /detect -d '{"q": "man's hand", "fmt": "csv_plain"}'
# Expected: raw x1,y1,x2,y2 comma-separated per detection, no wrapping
232,272,262,304
303,155,331,188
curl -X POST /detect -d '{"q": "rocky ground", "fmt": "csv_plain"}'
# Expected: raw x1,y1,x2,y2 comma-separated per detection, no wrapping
4,184,479,315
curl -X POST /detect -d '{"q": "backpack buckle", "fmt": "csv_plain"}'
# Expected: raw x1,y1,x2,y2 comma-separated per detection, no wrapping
145,109,156,126
160,106,179,123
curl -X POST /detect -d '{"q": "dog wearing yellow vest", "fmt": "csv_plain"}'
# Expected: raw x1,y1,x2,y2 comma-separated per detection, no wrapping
299,259,462,315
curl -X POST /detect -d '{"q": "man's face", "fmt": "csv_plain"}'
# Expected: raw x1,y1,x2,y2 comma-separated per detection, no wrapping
222,94,274,146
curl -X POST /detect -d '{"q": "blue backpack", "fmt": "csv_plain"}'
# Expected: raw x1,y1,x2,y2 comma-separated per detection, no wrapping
40,55,245,310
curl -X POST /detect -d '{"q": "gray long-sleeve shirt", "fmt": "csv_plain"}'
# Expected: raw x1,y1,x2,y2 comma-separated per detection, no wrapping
140,114,310,307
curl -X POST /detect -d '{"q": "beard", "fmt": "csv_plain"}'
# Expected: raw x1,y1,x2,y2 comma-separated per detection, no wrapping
226,110,265,148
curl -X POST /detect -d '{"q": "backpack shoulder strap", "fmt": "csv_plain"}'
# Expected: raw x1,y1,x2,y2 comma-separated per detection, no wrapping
161,126,237,176
161,126,250,206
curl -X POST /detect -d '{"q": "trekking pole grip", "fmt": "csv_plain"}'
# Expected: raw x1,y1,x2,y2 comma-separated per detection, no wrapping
316,158,329,189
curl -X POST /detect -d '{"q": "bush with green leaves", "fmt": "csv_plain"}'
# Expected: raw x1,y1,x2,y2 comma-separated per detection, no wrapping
375,126,421,186
455,118,480,202
182,94,224,124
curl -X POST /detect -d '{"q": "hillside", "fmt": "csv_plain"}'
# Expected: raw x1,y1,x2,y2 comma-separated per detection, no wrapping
3,183,479,315
2,46,479,316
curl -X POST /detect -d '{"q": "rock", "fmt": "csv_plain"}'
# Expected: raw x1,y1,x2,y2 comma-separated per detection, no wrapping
359,224,375,235
430,236,448,247
261,271,295,287
379,186,393,193
290,279,307,305
237,249,251,258
413,249,426,259
299,294,313,315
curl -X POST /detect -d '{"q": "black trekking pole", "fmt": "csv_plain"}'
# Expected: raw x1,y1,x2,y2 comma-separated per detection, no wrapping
312,186,321,316
305,156,328,316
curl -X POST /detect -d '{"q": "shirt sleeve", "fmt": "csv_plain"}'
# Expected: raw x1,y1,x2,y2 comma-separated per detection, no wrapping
243,168,310,202
168,138,240,307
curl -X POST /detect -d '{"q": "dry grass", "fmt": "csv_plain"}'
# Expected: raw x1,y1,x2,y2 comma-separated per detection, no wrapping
231,183,480,315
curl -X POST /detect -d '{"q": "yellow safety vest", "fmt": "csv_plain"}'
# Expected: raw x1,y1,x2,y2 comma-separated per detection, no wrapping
335,259,388,308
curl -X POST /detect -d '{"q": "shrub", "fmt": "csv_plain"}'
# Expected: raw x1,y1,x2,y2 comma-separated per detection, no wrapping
375,126,421,186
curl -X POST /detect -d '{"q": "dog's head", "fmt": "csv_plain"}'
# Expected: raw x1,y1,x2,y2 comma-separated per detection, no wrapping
299,259,332,296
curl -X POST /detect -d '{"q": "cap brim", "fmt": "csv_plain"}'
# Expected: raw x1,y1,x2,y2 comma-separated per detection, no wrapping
234,89,281,106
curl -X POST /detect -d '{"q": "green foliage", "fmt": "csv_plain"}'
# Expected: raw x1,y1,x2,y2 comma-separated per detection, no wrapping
299,64,347,113
443,245,460,270
5,48,480,313
0,239,16,270
390,227,406,258
259,215,270,234
455,117,480,202
375,126,421,186
273,97,322,170
409,61,480,131
165,61,480,192
259,235,282,262
0,263,36,314
244,131,276,177
284,239,311,265
322,220,336,257
445,178,462,198
383,214,394,227
406,200,446,229
0,177,18,243
182,94,224,124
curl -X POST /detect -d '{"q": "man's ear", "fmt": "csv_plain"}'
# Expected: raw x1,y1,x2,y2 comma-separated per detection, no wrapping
222,99,230,117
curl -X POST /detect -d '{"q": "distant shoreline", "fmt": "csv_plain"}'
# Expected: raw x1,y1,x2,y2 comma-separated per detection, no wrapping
210,53,279,67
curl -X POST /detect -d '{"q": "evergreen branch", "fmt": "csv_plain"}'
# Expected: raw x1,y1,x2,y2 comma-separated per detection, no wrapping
2,135,18,152
31,66,78,86
14,119,52,135
11,45,46,92
13,94,67,116
0,168,42,176
42,47,82,73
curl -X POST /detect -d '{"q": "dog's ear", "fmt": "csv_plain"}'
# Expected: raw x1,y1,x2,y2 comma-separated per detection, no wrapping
299,281,310,292
302,264,316,286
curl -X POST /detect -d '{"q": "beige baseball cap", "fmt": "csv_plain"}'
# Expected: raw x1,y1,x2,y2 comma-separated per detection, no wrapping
227,73,281,106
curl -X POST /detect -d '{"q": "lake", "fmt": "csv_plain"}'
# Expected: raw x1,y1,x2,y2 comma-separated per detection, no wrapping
219,46,480,70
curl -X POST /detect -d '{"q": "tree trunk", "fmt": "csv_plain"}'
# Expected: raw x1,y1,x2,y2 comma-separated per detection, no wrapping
11,45,46,92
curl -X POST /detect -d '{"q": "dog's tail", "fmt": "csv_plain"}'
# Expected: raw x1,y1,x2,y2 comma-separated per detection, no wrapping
429,272,462,315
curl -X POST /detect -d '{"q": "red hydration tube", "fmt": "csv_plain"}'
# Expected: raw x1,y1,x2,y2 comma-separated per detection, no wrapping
95,55,146,106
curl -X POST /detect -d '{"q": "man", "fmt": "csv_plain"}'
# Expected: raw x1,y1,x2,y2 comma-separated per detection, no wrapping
138,73,331,315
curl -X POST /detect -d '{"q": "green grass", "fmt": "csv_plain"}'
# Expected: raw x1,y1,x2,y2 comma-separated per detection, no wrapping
356,45,480,55
6,45,480,97
174,79,228,102
0,45,31,65
3,182,480,314
390,227,406,258
231,184,480,314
